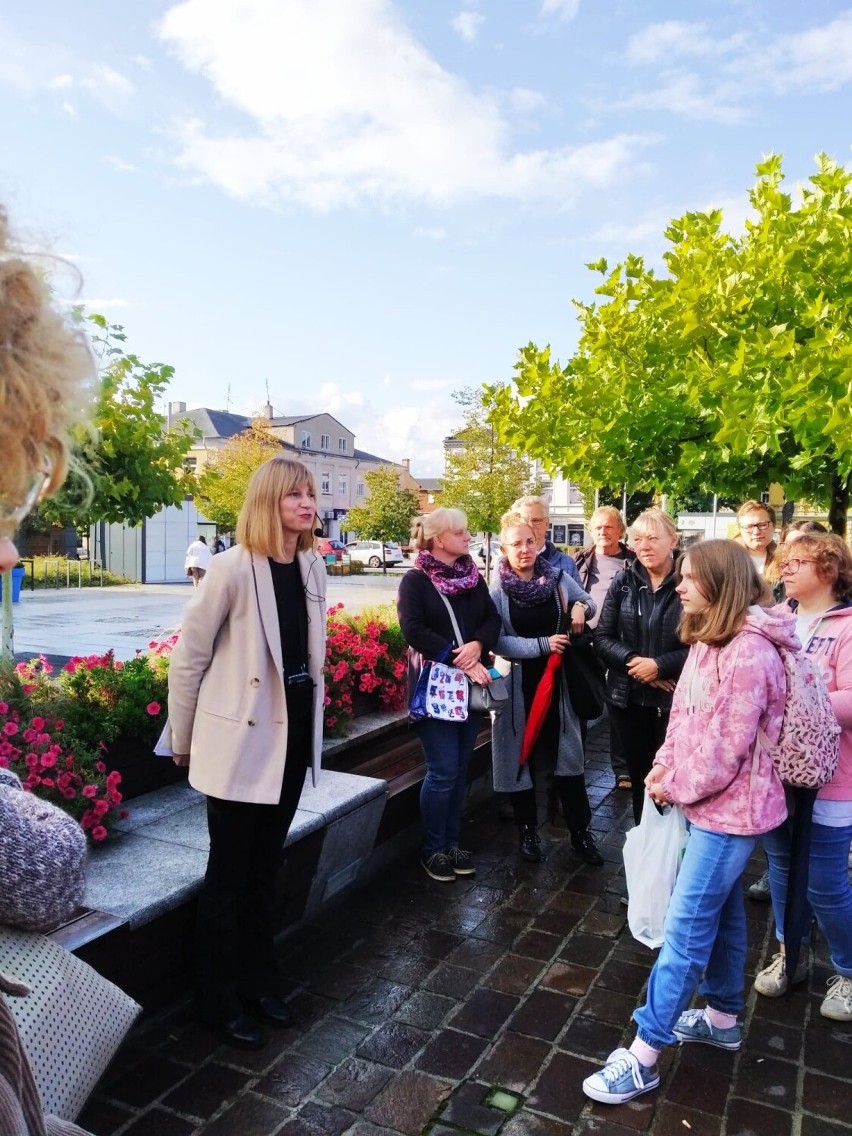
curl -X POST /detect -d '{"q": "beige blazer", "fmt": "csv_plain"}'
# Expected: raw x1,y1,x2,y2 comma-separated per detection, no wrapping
167,545,327,804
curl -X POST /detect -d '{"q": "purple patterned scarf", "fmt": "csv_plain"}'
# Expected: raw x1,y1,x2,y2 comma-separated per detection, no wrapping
415,550,481,595
498,555,558,606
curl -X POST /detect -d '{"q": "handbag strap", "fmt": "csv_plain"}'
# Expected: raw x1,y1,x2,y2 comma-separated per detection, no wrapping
433,585,466,648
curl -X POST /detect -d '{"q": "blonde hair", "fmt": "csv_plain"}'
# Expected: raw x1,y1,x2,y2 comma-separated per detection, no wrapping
499,510,533,543
410,507,467,552
0,207,95,508
630,507,678,542
590,505,625,534
678,540,770,646
236,457,316,558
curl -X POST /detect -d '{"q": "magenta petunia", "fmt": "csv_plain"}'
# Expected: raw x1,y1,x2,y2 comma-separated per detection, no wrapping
146,701,161,716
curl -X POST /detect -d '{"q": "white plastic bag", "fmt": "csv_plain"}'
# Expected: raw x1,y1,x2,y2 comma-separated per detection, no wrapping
623,791,688,949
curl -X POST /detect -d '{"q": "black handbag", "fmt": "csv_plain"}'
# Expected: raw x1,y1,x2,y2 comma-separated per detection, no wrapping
563,630,606,720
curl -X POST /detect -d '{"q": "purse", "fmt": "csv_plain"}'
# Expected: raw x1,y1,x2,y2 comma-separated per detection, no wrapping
554,580,605,720
0,928,141,1120
409,649,470,722
434,590,508,715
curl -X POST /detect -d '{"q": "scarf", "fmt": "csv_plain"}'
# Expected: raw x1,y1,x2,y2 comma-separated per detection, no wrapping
415,550,481,595
498,555,558,606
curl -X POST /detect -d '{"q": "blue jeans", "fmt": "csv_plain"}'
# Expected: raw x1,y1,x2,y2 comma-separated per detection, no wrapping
417,714,482,855
633,825,756,1050
764,819,852,976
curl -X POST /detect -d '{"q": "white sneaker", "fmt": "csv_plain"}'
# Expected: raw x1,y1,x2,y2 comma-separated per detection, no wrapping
582,1047,660,1105
753,952,809,998
820,974,852,1021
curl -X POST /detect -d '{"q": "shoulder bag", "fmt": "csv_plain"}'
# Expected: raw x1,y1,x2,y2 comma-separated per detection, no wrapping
434,590,509,714
557,580,606,720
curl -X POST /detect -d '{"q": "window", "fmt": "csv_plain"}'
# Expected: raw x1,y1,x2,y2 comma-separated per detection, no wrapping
356,481,365,498
183,456,197,472
338,437,348,453
338,475,348,496
320,434,330,450
301,430,311,448
321,472,330,495
552,525,567,545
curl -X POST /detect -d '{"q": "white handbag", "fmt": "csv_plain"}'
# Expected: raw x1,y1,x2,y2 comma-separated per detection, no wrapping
0,929,141,1121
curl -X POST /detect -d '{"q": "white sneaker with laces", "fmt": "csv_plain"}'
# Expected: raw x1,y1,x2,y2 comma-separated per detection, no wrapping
582,1047,660,1104
753,952,808,998
820,974,852,1021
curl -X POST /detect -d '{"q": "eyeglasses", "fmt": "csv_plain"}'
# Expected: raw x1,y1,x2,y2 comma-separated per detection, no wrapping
523,516,548,526
0,463,52,539
506,538,537,551
740,521,772,532
780,558,817,575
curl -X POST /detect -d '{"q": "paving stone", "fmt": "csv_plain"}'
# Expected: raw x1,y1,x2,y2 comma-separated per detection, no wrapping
558,933,613,969
314,1057,392,1110
486,952,544,995
528,1050,599,1125
501,1113,575,1136
546,891,596,916
802,1015,852,1076
514,929,563,960
540,961,598,997
338,978,413,1025
651,1101,725,1136
726,1097,793,1136
509,989,576,1041
116,1110,197,1136
306,960,372,1001
476,1030,551,1092
363,1069,453,1135
510,884,559,914
802,1069,852,1124
470,908,532,944
666,1059,735,1115
422,962,480,998
374,953,436,985
415,1027,489,1078
447,937,506,973
196,1093,290,1134
75,1097,136,1135
449,987,520,1037
532,909,586,937
432,904,490,936
407,927,465,959
743,1016,803,1062
393,989,456,1030
579,910,627,938
578,986,637,1026
801,1115,852,1136
255,1052,333,1107
594,959,651,998
440,1080,508,1135
277,1101,358,1135
559,1015,624,1062
296,1017,372,1064
734,1050,799,1110
103,1053,190,1109
161,1062,251,1120
356,1021,431,1067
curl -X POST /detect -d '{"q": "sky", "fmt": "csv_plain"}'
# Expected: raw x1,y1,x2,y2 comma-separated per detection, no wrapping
2,0,850,476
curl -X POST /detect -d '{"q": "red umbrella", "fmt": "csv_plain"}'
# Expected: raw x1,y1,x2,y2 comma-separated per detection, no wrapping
519,652,563,768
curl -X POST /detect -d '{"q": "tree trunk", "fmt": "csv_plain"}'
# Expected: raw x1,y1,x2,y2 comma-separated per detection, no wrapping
828,470,850,536
0,571,13,662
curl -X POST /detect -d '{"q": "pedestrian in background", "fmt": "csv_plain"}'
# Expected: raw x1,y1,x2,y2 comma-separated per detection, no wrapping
184,534,212,586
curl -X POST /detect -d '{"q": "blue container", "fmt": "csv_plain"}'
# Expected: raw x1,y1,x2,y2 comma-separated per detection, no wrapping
0,566,26,603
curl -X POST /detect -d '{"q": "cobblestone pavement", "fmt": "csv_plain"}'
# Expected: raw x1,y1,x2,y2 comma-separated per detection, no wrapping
79,723,852,1136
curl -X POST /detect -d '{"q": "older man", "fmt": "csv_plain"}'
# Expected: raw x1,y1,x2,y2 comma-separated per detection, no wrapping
574,506,637,790
734,499,777,576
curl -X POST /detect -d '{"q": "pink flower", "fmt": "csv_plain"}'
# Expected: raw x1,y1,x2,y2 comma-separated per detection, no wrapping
40,752,57,769
91,826,108,842
0,702,7,715
82,785,98,798
30,716,45,731
41,778,55,788
146,702,161,716
3,722,18,737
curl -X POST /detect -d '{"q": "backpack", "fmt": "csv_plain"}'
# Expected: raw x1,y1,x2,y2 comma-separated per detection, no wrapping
759,645,840,790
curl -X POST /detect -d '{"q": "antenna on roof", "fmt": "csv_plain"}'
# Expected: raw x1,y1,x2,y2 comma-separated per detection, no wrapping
265,379,271,413
225,384,231,412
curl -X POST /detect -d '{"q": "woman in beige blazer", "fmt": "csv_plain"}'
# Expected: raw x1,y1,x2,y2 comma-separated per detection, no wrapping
168,457,327,1051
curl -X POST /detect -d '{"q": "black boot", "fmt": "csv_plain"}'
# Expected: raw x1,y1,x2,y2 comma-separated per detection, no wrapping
519,824,542,863
571,828,604,866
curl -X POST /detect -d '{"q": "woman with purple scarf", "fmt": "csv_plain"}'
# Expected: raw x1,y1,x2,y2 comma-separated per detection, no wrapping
397,508,502,883
490,513,601,865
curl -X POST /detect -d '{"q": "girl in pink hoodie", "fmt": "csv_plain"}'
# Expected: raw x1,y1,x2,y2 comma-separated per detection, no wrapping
754,533,852,1020
584,540,789,1106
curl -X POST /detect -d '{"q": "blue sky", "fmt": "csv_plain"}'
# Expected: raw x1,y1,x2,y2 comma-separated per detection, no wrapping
2,0,850,475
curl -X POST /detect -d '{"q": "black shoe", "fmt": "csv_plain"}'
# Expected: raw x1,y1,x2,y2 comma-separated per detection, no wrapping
571,829,604,866
210,1014,268,1050
519,824,542,863
243,995,296,1029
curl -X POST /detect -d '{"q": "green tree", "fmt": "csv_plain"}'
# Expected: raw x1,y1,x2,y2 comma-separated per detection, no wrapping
441,387,538,573
41,316,197,529
345,467,420,575
487,154,852,534
194,419,283,531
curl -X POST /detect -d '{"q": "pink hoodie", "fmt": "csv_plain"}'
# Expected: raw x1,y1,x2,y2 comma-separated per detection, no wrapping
654,605,792,836
787,600,852,803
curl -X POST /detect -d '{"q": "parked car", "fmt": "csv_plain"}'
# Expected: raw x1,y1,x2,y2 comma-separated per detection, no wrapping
316,538,346,561
345,540,405,567
469,538,501,564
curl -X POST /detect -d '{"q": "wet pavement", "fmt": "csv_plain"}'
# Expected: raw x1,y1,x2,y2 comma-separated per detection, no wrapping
77,722,851,1136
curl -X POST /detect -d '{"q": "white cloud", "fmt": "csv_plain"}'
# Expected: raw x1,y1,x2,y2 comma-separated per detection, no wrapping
540,0,580,22
106,155,142,173
413,226,446,240
625,21,744,65
0,23,134,107
747,11,852,93
507,87,547,114
452,11,484,42
61,100,79,119
614,71,745,125
157,0,649,211
81,64,134,98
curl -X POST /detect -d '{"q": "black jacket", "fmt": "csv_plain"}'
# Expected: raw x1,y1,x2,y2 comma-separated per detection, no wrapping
397,567,501,664
593,557,688,710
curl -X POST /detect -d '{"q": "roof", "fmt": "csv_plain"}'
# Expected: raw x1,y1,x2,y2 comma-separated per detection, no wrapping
353,448,394,464
179,407,250,440
418,479,443,491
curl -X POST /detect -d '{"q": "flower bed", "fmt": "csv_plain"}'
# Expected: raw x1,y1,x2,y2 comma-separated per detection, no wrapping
0,607,408,838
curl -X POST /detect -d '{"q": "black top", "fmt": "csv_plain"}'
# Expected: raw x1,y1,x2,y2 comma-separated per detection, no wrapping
397,568,501,663
509,593,562,701
268,558,308,678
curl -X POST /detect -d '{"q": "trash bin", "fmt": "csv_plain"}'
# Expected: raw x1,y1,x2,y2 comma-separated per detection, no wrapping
0,566,26,603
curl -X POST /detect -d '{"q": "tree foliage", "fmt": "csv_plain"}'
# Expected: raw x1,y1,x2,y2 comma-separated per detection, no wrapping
41,316,197,529
345,468,420,543
441,387,539,540
487,154,852,533
195,419,283,531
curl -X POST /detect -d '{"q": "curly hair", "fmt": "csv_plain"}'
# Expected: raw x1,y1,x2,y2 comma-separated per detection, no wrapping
0,207,95,510
776,533,852,602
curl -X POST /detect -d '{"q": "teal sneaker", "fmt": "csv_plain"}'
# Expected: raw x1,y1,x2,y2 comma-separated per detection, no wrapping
673,1008,742,1051
582,1048,660,1104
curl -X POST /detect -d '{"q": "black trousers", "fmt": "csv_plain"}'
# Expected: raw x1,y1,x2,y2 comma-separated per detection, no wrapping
607,702,670,825
195,692,312,1024
511,693,592,833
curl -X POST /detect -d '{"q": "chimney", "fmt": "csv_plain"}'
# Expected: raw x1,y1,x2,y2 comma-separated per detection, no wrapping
402,458,410,472
263,402,274,420
169,401,187,416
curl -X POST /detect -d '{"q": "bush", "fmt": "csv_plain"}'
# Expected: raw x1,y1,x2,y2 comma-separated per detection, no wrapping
323,604,407,736
18,555,130,589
